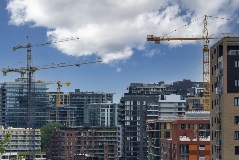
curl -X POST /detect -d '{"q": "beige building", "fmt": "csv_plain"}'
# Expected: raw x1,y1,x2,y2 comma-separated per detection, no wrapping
210,37,239,160
0,127,46,159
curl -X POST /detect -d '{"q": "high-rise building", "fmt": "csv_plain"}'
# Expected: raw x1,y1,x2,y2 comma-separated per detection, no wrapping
210,37,239,160
69,90,114,126
118,81,202,160
0,78,48,128
118,94,159,159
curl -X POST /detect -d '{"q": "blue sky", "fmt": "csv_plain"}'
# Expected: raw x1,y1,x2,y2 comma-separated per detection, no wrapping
0,0,238,102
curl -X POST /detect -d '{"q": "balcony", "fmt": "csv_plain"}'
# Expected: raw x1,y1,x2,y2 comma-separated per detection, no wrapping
216,150,222,160
216,105,221,113
216,139,221,146
216,87,223,95
216,125,221,131
216,68,223,76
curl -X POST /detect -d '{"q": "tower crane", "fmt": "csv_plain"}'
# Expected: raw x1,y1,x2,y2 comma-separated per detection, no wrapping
37,80,71,108
2,36,101,160
147,15,235,111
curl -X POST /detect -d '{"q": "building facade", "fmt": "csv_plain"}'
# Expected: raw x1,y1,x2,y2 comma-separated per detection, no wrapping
210,37,239,160
48,127,117,160
0,78,48,128
69,90,114,126
158,94,186,118
84,103,118,127
118,94,159,159
0,128,42,154
161,118,210,160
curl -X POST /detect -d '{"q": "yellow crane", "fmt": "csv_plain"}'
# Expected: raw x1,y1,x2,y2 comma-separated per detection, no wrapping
37,80,71,107
147,15,232,111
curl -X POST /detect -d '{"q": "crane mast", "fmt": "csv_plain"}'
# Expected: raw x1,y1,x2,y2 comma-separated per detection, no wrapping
147,15,219,111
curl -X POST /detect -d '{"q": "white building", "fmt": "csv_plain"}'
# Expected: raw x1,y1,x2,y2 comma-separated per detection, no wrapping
158,94,186,117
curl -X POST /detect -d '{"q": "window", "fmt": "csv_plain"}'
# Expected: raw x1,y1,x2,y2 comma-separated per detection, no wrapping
180,145,189,154
235,116,239,124
235,98,239,106
235,131,239,140
181,124,186,129
199,155,205,160
199,145,205,150
235,61,239,67
235,80,239,87
235,146,239,155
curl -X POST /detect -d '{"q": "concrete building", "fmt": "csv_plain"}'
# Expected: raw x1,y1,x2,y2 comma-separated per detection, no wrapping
69,90,114,126
84,103,118,127
210,37,239,160
0,127,44,160
187,96,205,111
0,78,48,128
118,94,159,159
158,94,186,117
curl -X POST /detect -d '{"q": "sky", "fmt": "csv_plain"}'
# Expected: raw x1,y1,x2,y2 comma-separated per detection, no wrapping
0,0,239,103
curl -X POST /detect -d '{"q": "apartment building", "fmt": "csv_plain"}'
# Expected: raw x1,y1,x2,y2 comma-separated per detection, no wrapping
118,94,159,160
0,78,48,128
158,94,186,117
48,127,117,160
84,102,118,127
69,90,114,126
210,37,239,160
147,111,210,160
161,117,210,160
0,127,45,160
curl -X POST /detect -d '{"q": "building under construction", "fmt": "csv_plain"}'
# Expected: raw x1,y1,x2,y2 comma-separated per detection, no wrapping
0,78,48,128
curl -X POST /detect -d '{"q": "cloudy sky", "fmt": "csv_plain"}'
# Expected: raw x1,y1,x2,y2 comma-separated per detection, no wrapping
1,0,239,102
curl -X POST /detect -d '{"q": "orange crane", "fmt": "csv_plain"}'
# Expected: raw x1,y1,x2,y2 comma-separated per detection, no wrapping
147,15,232,111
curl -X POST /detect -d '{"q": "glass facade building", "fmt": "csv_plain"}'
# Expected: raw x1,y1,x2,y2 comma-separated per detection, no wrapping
0,78,48,128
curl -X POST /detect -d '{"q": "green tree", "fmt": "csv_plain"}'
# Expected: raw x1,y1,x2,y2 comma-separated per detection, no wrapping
0,131,11,155
40,122,62,150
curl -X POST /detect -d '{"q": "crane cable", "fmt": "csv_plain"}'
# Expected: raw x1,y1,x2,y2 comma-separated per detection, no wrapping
163,15,238,37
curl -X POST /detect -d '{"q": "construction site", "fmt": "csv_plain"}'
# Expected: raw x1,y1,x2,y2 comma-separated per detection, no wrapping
0,3,239,159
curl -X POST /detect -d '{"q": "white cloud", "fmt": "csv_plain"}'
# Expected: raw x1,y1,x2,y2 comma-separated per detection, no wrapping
6,0,239,62
116,67,122,73
143,48,163,58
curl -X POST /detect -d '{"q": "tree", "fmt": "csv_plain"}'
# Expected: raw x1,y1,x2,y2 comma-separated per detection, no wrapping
0,131,11,155
40,122,62,150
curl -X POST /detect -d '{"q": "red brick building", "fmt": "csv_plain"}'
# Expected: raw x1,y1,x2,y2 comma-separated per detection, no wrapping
161,119,210,160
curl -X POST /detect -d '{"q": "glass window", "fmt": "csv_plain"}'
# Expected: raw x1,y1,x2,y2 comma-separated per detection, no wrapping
235,98,239,106
235,116,239,124
235,131,239,140
235,146,239,155
199,145,205,150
